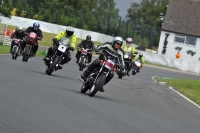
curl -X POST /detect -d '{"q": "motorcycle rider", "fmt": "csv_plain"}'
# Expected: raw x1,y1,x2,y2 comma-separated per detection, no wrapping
132,52,145,74
21,22,43,56
76,35,94,64
80,36,125,92
121,37,137,76
10,27,25,53
43,26,76,68
133,52,145,70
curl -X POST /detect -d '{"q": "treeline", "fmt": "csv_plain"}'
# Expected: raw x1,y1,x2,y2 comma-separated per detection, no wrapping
1,0,169,48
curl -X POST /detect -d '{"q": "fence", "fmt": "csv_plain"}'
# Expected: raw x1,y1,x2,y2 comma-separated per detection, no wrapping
0,35,12,46
77,16,156,49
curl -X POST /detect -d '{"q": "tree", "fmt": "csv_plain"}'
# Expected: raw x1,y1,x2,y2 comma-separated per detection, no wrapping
127,0,169,47
0,0,13,18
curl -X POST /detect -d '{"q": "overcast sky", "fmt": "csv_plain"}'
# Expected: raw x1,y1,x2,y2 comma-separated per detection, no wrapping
114,0,142,17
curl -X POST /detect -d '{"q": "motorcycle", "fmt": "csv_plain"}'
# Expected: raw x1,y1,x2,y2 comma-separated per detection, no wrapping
79,55,117,97
11,38,21,60
132,59,142,75
45,41,70,75
78,48,91,71
116,51,138,78
22,32,39,62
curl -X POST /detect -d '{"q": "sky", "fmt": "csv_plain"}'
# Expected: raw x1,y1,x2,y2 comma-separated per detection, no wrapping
114,0,142,17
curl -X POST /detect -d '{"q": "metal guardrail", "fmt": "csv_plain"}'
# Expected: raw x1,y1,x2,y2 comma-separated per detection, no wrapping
0,34,12,46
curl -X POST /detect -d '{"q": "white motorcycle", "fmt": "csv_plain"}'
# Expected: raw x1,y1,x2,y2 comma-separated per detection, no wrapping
45,41,70,75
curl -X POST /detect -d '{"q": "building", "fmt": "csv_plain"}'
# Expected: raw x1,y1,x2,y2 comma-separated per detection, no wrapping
158,0,200,62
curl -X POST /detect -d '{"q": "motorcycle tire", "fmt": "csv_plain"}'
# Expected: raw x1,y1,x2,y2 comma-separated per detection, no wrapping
132,69,137,75
89,74,106,97
14,48,18,60
81,84,89,93
12,47,16,59
79,57,85,71
22,46,29,62
118,75,122,79
46,56,59,75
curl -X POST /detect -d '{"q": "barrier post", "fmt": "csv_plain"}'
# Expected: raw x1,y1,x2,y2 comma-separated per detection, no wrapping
3,18,9,46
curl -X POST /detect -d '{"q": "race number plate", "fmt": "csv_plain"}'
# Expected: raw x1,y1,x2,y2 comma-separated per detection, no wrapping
58,45,67,53
105,59,115,70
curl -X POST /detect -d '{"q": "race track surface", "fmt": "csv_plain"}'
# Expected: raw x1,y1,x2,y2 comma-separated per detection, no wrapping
0,54,200,133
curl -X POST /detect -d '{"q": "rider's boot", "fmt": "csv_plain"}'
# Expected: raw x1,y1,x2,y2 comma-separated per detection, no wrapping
80,70,91,81
99,87,105,92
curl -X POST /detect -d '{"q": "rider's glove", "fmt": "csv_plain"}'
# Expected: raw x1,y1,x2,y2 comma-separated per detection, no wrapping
69,47,74,51
37,37,42,40
77,47,81,50
52,38,57,42
94,47,99,54
52,38,59,45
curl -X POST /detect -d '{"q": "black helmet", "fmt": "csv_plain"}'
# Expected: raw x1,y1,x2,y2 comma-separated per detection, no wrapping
139,52,143,58
86,35,91,40
66,26,74,36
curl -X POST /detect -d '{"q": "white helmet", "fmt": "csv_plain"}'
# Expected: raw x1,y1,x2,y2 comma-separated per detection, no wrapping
18,26,23,33
18,27,23,30
112,36,123,46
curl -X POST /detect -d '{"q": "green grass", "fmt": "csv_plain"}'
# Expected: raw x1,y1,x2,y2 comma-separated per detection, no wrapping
0,45,10,54
157,77,200,106
0,44,45,57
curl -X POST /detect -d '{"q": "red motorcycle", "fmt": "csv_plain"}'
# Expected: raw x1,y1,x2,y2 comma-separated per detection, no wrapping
22,32,38,62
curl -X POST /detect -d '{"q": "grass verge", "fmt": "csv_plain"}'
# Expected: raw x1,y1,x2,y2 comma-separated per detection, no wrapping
0,44,45,57
157,77,200,106
0,44,10,54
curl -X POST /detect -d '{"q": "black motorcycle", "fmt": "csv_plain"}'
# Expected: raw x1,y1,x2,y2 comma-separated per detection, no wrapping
11,38,21,60
78,48,91,71
45,41,70,75
79,55,118,97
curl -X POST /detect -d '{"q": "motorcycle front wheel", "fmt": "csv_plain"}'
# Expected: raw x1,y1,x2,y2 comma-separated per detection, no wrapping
22,46,30,62
81,84,89,93
46,56,59,75
89,74,106,97
12,47,17,60
79,57,85,71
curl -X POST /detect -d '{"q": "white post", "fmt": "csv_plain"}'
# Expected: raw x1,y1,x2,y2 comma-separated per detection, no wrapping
3,17,9,46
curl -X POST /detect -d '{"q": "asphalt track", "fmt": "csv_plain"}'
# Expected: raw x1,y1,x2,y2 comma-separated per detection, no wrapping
0,53,200,133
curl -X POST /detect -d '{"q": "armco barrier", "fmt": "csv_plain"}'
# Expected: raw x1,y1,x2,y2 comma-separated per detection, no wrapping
0,16,114,43
0,16,199,74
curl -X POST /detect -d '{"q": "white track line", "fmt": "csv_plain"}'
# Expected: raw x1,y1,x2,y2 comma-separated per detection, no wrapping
152,76,158,83
168,86,200,109
152,76,200,109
